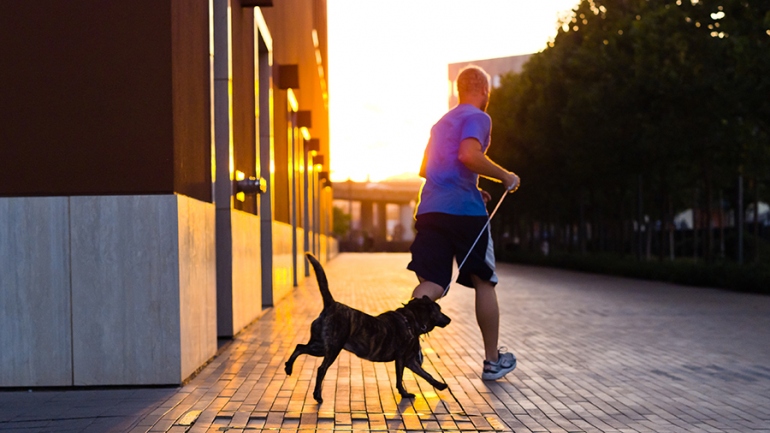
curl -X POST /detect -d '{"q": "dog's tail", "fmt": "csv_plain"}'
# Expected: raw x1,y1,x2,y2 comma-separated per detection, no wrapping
305,253,334,308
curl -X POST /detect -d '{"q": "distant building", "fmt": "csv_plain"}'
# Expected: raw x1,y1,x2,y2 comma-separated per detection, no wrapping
1,0,335,387
332,178,422,251
448,54,532,107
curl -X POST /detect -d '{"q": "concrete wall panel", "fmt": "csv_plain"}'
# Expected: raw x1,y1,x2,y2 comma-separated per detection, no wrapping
0,197,72,386
230,209,263,334
70,195,181,385
177,195,217,380
272,221,296,304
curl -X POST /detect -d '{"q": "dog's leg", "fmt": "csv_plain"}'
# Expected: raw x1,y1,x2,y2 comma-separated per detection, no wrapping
286,319,325,375
405,358,448,391
285,345,303,375
394,358,415,398
313,345,344,403
285,342,324,376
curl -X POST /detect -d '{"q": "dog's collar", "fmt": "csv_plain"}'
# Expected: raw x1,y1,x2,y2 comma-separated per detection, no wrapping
395,310,427,334
394,310,415,337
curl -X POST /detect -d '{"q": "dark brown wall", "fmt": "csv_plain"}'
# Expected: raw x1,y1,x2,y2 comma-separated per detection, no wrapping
231,6,258,214
271,85,291,224
0,1,211,201
172,0,214,202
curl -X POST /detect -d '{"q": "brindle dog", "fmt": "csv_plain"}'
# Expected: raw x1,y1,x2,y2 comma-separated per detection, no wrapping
285,253,451,403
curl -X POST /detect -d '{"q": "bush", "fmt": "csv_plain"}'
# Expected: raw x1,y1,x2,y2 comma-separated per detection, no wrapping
500,251,770,295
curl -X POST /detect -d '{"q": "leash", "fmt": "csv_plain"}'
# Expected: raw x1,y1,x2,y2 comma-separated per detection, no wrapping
422,187,513,360
441,186,512,298
421,185,515,363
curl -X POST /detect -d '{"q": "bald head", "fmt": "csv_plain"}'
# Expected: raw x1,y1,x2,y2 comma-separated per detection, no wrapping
456,65,490,110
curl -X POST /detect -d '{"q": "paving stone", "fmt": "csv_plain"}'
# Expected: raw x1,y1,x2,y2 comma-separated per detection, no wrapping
3,254,770,432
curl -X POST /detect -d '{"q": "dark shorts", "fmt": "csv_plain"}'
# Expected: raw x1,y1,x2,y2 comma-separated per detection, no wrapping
407,212,498,290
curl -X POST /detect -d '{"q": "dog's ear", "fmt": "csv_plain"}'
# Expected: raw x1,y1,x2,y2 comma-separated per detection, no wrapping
421,295,432,302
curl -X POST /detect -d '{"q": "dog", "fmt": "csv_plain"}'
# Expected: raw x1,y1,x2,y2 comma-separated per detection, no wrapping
285,253,451,403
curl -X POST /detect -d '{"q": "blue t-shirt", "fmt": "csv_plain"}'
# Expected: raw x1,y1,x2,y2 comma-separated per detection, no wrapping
416,104,491,216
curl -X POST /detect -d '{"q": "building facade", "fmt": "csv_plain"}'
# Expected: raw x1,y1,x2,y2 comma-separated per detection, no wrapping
447,54,532,107
0,0,335,387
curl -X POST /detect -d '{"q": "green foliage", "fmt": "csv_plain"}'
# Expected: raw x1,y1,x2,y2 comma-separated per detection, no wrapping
332,206,351,238
502,250,770,295
488,0,770,263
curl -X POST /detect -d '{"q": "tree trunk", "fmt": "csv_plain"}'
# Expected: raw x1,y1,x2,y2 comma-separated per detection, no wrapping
563,223,568,252
719,189,725,259
618,192,628,257
738,175,744,264
659,187,667,261
693,187,699,261
669,197,675,261
637,175,643,261
705,174,714,262
646,219,652,261
591,189,597,254
529,220,536,253
754,178,760,263
579,196,586,255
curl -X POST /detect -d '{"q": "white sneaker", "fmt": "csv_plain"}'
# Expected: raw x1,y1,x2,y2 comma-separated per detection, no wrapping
481,348,517,380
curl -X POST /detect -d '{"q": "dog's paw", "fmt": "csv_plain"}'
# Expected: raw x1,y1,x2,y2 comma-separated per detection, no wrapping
399,391,416,399
284,362,293,376
435,382,448,391
313,391,323,403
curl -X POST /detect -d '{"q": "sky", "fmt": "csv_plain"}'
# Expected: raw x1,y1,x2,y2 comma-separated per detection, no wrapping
326,0,581,182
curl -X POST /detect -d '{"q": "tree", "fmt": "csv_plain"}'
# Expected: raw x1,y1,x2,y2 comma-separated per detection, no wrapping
487,0,770,263
332,206,351,238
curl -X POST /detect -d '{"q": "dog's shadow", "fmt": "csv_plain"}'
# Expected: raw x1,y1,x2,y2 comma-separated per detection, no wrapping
395,383,452,411
397,397,415,412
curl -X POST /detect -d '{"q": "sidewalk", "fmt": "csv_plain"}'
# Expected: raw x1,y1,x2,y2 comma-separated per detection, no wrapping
2,253,769,432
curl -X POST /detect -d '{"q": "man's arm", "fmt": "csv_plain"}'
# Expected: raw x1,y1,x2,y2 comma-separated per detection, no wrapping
458,138,520,192
418,139,430,178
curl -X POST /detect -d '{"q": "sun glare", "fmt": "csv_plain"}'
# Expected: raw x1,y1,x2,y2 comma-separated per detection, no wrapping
327,0,580,182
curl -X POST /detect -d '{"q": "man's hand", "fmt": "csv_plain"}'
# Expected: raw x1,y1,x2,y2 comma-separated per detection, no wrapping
479,189,492,204
505,172,521,193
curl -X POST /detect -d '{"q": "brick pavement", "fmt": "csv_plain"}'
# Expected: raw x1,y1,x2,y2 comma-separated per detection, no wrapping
2,252,769,432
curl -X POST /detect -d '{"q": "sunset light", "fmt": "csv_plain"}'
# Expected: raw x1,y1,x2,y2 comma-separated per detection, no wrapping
327,0,580,182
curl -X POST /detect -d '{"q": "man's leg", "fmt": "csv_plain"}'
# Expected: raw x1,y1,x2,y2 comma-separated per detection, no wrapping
411,277,444,366
412,276,444,301
472,274,516,380
471,274,499,362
